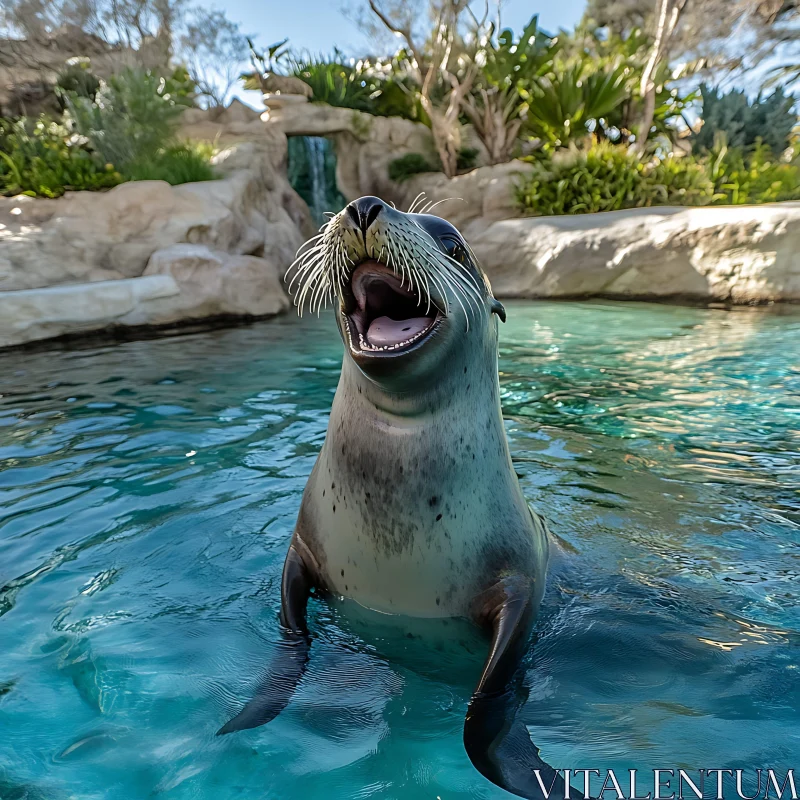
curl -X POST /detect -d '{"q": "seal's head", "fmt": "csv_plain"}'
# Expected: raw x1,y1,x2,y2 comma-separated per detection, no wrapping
287,195,505,387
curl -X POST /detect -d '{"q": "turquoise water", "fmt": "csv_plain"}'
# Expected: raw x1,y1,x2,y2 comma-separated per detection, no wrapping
0,301,798,799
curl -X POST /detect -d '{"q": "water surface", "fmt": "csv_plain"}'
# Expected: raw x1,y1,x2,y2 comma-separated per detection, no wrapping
0,301,798,798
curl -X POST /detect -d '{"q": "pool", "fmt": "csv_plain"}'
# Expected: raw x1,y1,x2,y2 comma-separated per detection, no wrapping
0,301,798,799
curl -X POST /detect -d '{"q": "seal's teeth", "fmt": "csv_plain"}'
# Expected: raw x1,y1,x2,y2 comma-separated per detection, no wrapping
344,307,436,353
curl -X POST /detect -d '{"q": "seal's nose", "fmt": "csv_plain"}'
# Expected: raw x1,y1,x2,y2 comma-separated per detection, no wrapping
346,196,384,238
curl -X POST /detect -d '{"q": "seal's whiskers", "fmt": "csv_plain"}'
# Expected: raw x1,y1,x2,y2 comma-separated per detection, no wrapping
286,204,485,328
406,192,428,214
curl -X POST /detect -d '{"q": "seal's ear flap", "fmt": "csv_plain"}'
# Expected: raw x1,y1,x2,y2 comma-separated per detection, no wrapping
491,298,506,323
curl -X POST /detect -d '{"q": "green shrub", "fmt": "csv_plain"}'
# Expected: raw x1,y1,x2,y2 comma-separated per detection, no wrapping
388,147,480,182
125,143,216,185
63,67,212,188
457,147,479,171
388,152,437,182
647,155,719,206
0,117,122,198
515,144,650,215
522,59,632,149
291,54,376,112
370,74,428,123
515,141,800,216
56,59,101,103
290,52,423,122
1,68,213,198
161,66,198,108
67,68,185,169
709,140,800,204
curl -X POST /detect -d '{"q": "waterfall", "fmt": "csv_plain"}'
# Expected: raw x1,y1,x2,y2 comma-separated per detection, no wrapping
287,136,346,228
306,137,328,224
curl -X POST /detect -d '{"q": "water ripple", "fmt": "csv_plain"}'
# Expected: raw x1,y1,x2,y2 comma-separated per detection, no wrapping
0,303,798,798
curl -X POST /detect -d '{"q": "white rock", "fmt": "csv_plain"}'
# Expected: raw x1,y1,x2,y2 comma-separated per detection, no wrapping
144,244,289,318
263,93,310,109
391,161,534,229
0,243,289,348
0,276,180,348
464,203,800,303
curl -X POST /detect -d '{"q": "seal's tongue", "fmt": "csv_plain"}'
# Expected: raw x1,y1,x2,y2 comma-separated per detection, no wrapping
366,316,432,347
349,260,437,350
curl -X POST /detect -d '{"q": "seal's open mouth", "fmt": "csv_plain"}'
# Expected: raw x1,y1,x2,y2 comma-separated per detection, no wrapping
341,261,441,356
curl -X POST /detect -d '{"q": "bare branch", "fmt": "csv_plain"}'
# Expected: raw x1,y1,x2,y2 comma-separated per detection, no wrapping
367,0,420,59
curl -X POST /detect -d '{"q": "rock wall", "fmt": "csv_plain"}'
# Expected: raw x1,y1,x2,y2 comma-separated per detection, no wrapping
0,126,311,293
270,116,797,305
0,102,313,348
0,251,291,350
464,203,800,303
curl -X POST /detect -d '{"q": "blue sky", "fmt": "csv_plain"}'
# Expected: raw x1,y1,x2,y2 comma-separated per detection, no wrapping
222,0,587,57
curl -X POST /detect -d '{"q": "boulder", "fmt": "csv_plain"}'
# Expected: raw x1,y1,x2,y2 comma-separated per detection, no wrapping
390,160,534,229
260,75,313,98
0,243,290,348
216,97,263,124
463,203,800,303
144,244,289,318
262,93,310,109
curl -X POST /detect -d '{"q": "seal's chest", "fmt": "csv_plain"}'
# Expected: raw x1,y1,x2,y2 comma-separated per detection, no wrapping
314,488,480,618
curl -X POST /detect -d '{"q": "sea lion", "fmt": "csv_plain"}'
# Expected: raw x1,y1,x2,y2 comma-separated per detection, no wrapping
218,195,567,800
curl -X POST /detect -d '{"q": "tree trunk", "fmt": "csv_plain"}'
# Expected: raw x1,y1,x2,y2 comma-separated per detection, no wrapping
426,105,461,178
631,0,688,157
635,83,658,155
461,90,521,166
366,0,478,178
420,71,475,178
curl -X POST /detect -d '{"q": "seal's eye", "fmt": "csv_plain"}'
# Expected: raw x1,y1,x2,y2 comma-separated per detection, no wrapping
440,235,469,266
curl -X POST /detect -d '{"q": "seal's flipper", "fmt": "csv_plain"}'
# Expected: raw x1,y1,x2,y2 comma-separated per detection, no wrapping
465,578,569,800
217,544,314,735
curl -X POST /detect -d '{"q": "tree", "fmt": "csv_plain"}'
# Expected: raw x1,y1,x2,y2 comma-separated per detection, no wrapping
0,0,248,109
629,0,688,155
584,0,800,152
460,15,558,164
586,0,800,79
0,0,184,53
178,8,248,107
754,1,800,85
752,0,800,23
365,0,484,177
